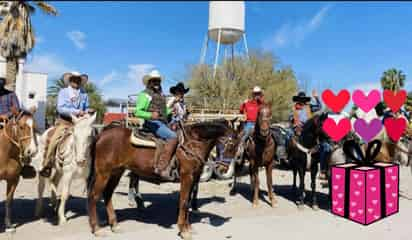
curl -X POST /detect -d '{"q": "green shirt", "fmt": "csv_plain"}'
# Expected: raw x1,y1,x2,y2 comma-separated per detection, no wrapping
134,91,172,120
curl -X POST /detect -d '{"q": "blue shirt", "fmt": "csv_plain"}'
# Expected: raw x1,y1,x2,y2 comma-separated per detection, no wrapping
57,87,89,116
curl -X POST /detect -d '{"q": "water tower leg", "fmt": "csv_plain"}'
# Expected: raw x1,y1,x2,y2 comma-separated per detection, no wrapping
242,33,249,60
200,34,209,64
213,29,222,78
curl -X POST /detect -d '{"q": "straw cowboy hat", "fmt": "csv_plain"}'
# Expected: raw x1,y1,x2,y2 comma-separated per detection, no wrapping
292,91,311,103
252,86,262,93
63,72,88,86
142,70,162,86
170,82,190,95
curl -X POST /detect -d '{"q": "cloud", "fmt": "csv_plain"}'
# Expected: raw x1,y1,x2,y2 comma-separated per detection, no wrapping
25,54,72,79
99,64,155,100
263,5,332,49
99,70,119,87
66,30,86,50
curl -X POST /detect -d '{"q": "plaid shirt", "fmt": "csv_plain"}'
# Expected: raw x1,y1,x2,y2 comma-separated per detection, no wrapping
0,91,20,115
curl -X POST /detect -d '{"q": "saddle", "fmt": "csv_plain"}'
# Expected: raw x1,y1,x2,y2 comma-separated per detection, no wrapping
130,128,161,148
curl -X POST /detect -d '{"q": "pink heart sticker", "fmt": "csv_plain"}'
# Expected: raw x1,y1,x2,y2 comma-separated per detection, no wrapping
352,89,381,112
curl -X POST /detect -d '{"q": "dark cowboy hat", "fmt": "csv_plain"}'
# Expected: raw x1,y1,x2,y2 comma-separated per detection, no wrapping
170,82,189,95
292,91,311,103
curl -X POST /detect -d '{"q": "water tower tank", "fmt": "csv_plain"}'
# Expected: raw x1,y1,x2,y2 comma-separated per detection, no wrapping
208,1,245,45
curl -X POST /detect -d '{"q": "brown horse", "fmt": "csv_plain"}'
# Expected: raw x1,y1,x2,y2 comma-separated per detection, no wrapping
87,119,240,239
230,103,277,207
0,111,38,232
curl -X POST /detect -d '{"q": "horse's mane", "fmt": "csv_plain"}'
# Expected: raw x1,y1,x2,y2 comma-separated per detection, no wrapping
185,119,229,140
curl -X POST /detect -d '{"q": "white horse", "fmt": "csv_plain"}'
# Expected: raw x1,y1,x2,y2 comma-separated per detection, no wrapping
35,113,96,224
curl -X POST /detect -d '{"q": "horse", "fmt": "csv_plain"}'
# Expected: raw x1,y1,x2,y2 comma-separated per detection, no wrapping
35,113,97,224
87,119,241,239
287,112,328,209
230,103,277,207
0,110,38,232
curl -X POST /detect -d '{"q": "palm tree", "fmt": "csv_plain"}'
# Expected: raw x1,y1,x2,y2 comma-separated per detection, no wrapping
380,68,406,91
0,1,57,91
47,79,107,124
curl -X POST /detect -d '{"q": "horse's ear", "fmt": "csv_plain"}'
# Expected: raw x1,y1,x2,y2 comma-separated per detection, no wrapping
89,112,97,124
71,114,79,124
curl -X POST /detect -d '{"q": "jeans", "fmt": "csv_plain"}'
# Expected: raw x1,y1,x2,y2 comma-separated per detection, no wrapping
242,122,255,142
143,120,177,140
284,128,294,149
319,141,331,172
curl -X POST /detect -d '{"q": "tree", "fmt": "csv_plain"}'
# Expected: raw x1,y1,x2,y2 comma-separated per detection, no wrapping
0,1,57,91
185,50,298,121
405,92,412,114
380,68,406,91
47,79,107,125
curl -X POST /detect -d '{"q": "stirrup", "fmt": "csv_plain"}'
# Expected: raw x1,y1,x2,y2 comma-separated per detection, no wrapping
39,167,52,178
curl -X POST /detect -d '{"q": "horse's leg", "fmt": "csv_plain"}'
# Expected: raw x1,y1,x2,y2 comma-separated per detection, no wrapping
88,172,110,235
128,172,144,208
297,166,305,209
311,162,319,210
103,170,124,233
178,172,193,240
5,177,19,232
266,162,277,207
58,171,74,225
230,164,238,195
250,161,259,207
35,175,46,218
190,179,200,212
292,165,297,192
132,175,145,210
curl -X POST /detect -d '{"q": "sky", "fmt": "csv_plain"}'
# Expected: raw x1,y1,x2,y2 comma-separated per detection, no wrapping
24,1,412,101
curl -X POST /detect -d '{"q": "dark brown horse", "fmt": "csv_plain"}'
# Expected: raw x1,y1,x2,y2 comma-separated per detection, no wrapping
0,111,38,232
87,119,240,239
287,113,328,209
230,103,277,207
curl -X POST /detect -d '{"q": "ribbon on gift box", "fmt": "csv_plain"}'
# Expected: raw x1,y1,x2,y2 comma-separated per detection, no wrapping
341,139,387,219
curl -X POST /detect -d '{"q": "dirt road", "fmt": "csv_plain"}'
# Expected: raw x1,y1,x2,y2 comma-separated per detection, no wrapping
1,166,411,240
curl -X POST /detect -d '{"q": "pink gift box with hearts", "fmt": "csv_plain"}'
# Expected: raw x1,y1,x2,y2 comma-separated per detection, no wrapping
330,140,399,225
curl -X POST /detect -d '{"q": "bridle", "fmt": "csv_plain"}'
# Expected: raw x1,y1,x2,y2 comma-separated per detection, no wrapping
1,112,35,164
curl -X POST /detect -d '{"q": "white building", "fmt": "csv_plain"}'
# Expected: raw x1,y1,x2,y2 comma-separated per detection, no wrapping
0,57,48,132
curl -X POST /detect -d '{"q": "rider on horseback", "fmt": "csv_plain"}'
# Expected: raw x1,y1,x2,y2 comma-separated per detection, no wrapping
0,77,19,121
134,70,176,180
39,72,93,178
168,82,190,130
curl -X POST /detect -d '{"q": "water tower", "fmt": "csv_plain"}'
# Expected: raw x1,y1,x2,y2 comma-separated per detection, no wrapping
200,1,249,78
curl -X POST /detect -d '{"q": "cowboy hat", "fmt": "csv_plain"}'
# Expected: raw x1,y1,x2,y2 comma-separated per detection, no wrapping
142,70,162,86
170,82,189,95
292,91,311,103
252,86,262,93
63,72,88,86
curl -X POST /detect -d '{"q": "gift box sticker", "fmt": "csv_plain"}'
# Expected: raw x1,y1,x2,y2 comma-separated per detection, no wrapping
330,139,399,225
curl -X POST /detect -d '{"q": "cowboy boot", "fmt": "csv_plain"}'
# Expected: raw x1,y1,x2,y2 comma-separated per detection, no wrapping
155,138,178,180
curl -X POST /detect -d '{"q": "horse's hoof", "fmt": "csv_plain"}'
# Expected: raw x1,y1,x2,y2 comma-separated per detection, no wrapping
271,200,278,208
179,231,193,240
5,226,16,234
229,189,237,196
94,228,108,237
128,200,137,208
297,204,305,211
252,203,259,208
58,217,67,225
312,204,319,211
111,224,123,234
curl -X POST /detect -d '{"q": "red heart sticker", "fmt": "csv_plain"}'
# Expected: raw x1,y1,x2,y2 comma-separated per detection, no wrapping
384,117,407,142
383,90,407,113
322,117,352,142
321,89,350,113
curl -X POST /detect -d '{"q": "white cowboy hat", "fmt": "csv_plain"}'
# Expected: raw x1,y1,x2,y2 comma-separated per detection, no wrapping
142,70,162,86
252,86,262,93
63,71,88,86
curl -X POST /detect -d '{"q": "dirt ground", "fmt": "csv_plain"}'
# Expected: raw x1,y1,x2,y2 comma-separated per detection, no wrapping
0,165,412,240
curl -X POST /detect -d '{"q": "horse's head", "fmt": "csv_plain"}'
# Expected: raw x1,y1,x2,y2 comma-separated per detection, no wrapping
71,112,97,164
6,110,38,158
14,111,38,158
257,102,272,137
217,118,243,160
